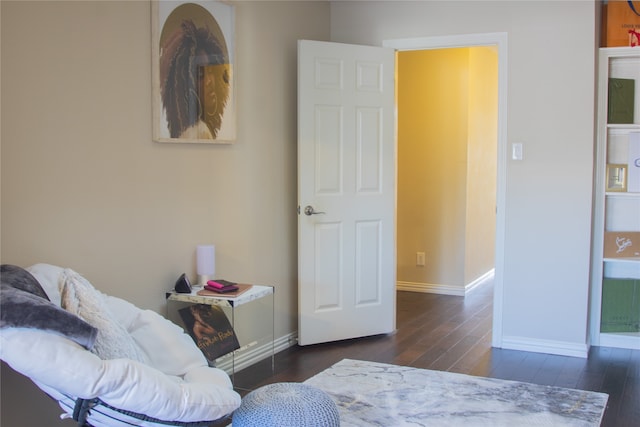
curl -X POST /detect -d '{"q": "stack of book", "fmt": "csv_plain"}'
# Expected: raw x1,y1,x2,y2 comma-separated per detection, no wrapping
205,279,239,293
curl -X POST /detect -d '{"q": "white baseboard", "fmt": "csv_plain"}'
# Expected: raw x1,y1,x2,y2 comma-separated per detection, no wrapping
597,333,640,350
397,281,465,296
500,336,589,358
465,269,495,293
216,332,298,374
397,269,495,296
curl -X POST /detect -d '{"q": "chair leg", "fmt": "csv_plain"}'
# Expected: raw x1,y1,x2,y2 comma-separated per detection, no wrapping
72,397,98,426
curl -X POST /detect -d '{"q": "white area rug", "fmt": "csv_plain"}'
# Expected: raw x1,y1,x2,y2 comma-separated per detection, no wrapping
304,359,608,426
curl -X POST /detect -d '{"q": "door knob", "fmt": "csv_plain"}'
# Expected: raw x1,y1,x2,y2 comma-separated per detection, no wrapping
303,205,325,216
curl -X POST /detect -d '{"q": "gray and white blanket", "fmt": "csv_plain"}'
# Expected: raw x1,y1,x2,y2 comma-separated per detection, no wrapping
0,264,97,349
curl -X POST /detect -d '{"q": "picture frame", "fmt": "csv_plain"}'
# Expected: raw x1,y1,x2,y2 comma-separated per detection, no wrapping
152,1,236,144
606,163,628,192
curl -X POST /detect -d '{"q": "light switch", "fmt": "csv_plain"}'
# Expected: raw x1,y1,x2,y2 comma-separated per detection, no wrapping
512,143,523,160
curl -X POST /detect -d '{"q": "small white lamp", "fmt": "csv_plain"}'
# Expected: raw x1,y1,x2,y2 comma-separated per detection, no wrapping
196,244,215,286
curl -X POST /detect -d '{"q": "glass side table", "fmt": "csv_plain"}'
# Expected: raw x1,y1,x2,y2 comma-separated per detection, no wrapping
166,285,274,380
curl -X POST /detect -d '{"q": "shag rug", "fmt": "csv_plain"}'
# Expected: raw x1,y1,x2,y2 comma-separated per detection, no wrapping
304,359,608,426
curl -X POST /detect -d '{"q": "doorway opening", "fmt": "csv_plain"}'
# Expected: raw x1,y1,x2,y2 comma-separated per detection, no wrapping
384,33,507,348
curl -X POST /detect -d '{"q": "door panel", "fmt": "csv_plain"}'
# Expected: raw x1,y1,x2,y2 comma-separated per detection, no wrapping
298,40,396,346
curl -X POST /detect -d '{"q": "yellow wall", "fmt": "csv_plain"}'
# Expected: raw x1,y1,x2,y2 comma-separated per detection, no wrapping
465,47,497,285
397,47,497,292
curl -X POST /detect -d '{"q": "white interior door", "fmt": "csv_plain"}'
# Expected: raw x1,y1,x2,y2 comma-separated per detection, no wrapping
297,40,396,346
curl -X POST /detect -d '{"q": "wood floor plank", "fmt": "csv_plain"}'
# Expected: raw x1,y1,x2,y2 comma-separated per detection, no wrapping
553,355,587,389
531,354,570,386
617,378,639,426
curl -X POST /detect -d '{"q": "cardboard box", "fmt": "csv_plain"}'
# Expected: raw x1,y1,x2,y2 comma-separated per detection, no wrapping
604,231,640,258
603,1,640,47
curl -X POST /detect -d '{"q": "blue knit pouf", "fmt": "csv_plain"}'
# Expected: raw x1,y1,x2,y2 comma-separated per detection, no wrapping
232,382,340,427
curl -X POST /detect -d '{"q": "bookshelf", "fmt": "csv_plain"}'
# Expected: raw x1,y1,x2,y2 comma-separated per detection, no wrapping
591,47,640,350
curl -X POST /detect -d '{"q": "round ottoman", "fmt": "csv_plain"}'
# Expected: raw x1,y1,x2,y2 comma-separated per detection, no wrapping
232,382,340,427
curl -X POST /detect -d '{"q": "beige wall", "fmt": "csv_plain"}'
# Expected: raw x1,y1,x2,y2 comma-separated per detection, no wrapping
1,1,329,425
397,47,497,292
1,0,329,328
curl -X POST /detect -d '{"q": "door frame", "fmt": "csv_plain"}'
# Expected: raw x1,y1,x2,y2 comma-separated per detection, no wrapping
383,32,508,348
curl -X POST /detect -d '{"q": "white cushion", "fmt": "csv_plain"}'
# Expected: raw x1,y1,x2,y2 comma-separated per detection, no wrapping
60,269,145,362
26,264,209,373
127,308,208,377
0,328,240,422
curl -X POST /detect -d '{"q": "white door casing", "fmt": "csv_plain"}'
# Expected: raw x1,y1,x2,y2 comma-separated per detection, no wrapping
297,40,396,346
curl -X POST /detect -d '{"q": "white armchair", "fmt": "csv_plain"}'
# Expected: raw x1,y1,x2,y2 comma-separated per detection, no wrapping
0,264,241,426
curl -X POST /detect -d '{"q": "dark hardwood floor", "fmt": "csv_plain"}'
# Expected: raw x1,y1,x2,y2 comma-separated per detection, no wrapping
232,281,640,426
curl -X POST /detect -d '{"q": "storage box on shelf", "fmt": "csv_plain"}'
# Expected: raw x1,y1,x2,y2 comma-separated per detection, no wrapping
601,278,640,333
591,47,640,350
602,0,640,48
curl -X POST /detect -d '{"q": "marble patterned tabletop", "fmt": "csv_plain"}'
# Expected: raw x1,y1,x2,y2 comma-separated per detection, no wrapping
166,284,273,308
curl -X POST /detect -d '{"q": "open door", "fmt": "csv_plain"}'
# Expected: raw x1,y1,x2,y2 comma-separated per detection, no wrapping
297,40,396,346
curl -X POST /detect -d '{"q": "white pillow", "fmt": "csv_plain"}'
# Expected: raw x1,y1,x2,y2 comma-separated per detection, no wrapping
60,269,145,362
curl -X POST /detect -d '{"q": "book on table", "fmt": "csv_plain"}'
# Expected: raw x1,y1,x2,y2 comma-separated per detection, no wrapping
197,280,253,298
205,279,239,293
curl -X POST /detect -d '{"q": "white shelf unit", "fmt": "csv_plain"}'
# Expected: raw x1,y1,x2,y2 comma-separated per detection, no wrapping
590,47,640,350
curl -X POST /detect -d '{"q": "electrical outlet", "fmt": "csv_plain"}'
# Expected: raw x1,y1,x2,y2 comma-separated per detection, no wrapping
416,252,425,266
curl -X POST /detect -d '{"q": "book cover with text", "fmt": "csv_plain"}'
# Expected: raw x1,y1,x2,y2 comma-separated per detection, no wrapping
179,304,240,361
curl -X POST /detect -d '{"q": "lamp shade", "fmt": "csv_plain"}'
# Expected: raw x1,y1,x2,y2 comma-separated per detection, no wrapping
196,245,215,285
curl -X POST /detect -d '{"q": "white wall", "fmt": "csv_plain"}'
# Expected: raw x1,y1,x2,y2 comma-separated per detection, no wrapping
330,1,597,355
1,1,329,425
